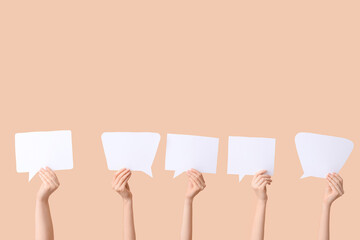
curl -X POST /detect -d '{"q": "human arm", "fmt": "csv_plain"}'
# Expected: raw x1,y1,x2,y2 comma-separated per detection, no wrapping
112,168,136,240
181,169,206,240
250,170,272,240
35,167,60,240
319,173,344,240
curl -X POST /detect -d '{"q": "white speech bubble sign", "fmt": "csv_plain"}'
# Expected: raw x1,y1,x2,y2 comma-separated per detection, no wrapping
227,136,276,181
165,134,219,177
15,130,74,181
101,132,160,177
295,132,354,178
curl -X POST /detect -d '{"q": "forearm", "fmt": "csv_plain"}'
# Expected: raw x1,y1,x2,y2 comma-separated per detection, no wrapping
319,203,331,240
251,199,267,240
181,198,193,240
123,198,136,240
35,198,54,240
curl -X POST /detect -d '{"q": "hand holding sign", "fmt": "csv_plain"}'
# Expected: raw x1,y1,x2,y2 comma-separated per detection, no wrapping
165,134,219,177
15,130,73,181
227,136,276,181
101,132,160,177
295,132,353,178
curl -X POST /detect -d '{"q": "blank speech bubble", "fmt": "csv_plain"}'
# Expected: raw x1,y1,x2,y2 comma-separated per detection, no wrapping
101,132,160,177
295,132,354,178
15,130,74,181
227,136,276,181
165,134,219,178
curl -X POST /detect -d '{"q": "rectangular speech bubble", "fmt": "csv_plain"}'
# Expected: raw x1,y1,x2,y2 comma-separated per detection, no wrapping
295,132,353,178
15,130,73,181
227,136,276,181
165,134,219,177
101,132,160,177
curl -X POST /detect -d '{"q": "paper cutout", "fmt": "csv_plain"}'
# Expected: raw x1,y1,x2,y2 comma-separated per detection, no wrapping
295,132,354,178
101,132,160,177
227,136,276,181
165,134,219,177
15,130,73,181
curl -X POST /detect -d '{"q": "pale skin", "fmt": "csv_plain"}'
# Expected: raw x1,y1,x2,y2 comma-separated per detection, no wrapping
112,168,136,240
181,169,206,240
251,170,272,240
36,167,60,240
319,173,344,240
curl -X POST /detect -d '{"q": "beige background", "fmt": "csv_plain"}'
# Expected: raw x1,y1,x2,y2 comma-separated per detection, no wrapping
0,0,359,239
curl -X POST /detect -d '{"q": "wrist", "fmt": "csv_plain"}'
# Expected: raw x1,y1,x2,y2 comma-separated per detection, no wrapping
185,197,194,204
257,198,268,205
322,200,332,208
36,195,49,203
123,196,133,203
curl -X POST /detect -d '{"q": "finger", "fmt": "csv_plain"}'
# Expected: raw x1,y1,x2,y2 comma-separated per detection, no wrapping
42,168,58,186
113,170,131,188
259,180,269,188
255,175,271,184
45,167,56,178
115,171,131,189
329,174,344,193
327,176,343,194
188,171,205,185
258,175,271,179
328,174,340,185
188,173,204,189
257,178,267,186
119,172,131,186
45,167,59,184
115,175,131,191
123,174,131,185
327,179,341,195
40,169,55,185
189,177,197,187
254,170,267,177
39,172,50,185
190,169,201,176
113,168,128,181
190,169,206,183
113,169,130,186
39,171,51,185
332,173,343,184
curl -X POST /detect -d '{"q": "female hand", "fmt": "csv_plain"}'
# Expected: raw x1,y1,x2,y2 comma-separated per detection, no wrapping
323,173,344,206
112,168,132,200
37,167,60,201
251,170,272,201
185,169,206,200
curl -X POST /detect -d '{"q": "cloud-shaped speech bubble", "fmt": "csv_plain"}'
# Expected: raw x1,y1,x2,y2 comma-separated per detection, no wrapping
227,136,276,181
101,132,160,177
15,130,74,181
295,132,354,178
165,134,219,177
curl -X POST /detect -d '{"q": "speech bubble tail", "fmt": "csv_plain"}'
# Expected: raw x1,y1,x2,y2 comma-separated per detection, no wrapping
238,175,245,182
173,170,183,178
144,169,153,178
28,169,39,181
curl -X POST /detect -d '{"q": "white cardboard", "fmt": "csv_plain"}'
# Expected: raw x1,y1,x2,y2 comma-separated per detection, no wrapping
15,130,73,181
295,132,353,178
101,132,160,177
165,134,219,177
